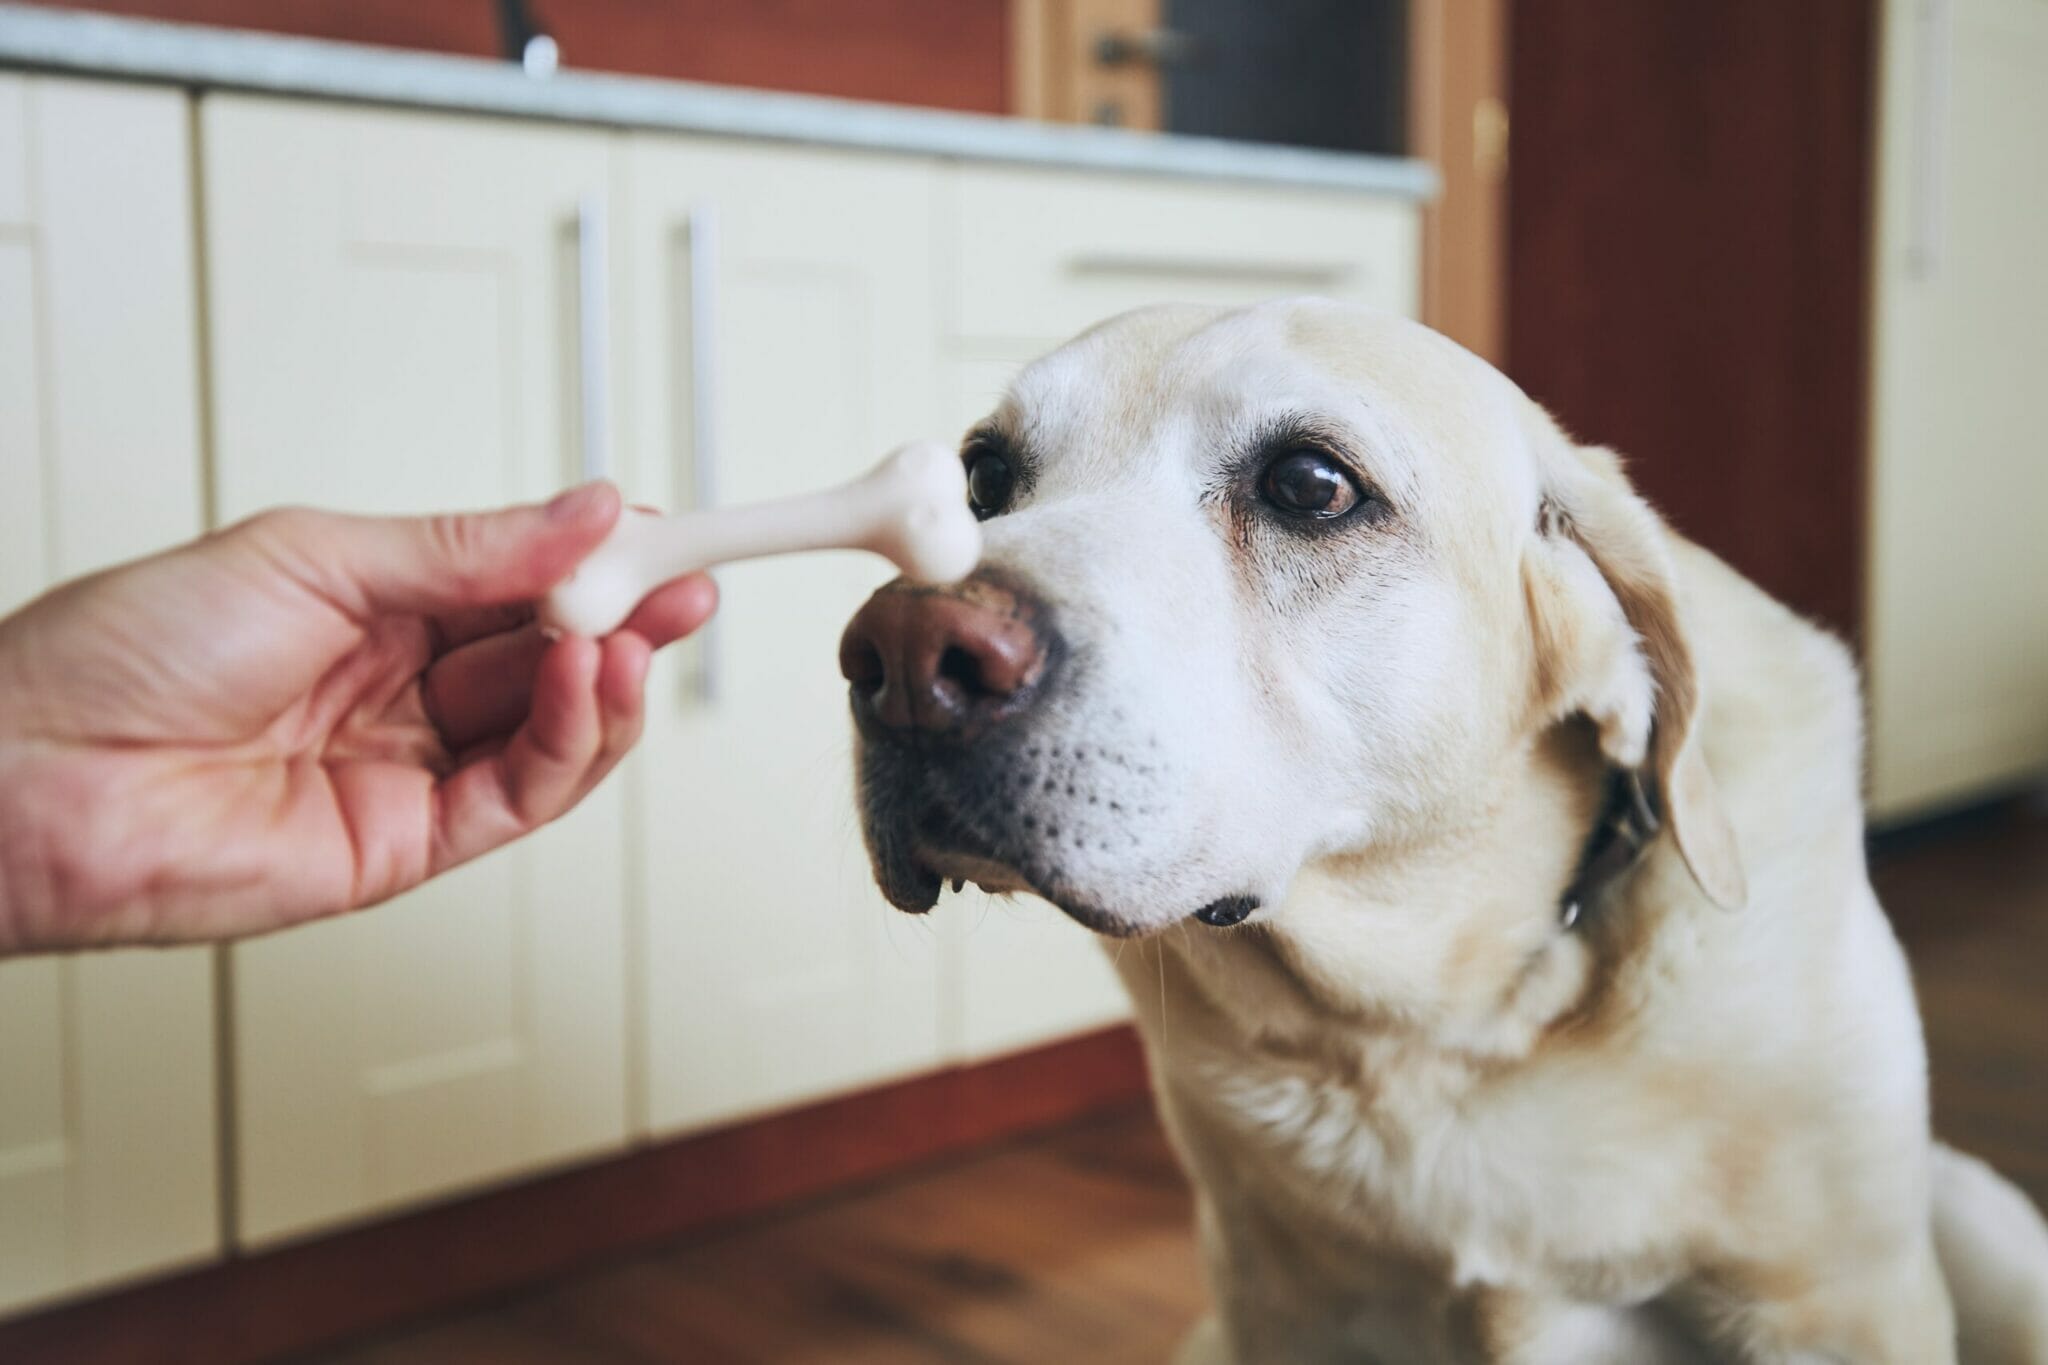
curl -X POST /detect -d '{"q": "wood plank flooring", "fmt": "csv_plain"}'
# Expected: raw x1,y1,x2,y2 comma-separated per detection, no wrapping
1879,802,2048,1208
308,804,2048,1364
306,1107,1205,1365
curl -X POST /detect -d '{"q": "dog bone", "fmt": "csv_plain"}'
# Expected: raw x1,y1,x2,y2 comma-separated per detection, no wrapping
540,440,982,637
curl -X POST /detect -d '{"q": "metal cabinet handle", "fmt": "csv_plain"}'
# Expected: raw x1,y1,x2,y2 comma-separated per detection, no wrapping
678,207,719,705
1907,0,1953,279
575,193,612,481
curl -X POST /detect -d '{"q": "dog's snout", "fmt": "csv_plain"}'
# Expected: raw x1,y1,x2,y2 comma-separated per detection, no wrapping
840,580,1051,736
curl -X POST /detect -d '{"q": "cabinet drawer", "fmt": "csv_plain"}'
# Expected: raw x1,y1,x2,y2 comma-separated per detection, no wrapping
945,164,1420,345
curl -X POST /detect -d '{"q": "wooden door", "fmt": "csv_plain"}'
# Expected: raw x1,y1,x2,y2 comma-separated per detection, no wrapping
1506,1,1877,644
202,96,631,1244
0,75,219,1314
1013,0,1165,128
1408,0,1508,363
619,137,949,1133
1867,0,2048,817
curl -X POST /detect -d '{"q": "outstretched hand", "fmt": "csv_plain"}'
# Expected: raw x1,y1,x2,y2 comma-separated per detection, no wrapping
0,483,714,953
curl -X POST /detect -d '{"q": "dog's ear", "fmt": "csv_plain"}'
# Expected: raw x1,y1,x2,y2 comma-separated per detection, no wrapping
1521,416,1747,910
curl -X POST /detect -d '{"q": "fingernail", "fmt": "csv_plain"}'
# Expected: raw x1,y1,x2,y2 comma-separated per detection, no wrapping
546,482,607,524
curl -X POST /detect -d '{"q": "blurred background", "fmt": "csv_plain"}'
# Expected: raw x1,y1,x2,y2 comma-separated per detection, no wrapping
0,1,2042,1361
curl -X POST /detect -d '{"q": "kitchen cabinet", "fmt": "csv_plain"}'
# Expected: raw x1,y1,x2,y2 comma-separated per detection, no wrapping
0,74,218,1313
620,137,950,1132
202,96,633,1245
1867,0,2048,818
2,52,1427,1279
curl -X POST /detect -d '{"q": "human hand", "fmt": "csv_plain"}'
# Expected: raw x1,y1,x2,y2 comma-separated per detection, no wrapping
0,484,714,953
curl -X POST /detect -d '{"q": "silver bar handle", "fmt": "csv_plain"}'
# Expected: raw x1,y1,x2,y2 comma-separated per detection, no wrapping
1907,0,1953,279
576,193,612,480
680,207,719,704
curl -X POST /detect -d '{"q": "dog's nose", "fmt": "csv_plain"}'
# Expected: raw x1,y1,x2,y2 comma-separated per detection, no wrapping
839,579,1050,736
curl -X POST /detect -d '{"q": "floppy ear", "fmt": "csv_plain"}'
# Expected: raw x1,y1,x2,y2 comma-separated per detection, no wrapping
1521,417,1747,911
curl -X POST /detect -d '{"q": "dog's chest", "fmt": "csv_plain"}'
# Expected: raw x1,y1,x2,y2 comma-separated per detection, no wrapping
1181,1033,1687,1299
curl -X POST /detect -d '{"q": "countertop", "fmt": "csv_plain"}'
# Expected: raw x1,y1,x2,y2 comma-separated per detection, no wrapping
0,4,1436,198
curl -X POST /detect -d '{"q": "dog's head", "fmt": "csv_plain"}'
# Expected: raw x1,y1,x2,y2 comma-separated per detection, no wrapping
843,300,1743,938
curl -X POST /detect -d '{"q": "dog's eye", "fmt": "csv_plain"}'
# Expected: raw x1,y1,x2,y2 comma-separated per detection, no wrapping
1260,450,1362,519
965,448,1014,521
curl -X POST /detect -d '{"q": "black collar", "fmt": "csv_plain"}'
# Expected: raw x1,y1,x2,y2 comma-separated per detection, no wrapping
1559,769,1659,930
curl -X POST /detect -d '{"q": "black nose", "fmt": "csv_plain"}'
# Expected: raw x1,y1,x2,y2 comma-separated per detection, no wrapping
839,579,1052,737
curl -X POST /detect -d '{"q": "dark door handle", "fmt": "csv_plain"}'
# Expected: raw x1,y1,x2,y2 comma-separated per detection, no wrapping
1094,28,1202,69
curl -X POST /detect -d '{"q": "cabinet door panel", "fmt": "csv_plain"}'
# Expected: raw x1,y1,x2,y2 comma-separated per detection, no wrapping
1868,0,2048,816
0,75,217,1316
946,165,1419,346
621,138,946,1133
203,96,628,1244
934,180,1421,1058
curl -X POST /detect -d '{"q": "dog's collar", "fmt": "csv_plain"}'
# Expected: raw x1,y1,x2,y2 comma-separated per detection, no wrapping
1559,768,1659,930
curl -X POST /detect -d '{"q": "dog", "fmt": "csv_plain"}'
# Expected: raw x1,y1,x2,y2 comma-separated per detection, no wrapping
839,299,2048,1363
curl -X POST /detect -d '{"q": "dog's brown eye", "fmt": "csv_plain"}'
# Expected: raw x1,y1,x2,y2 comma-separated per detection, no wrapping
965,448,1014,521
1260,450,1361,519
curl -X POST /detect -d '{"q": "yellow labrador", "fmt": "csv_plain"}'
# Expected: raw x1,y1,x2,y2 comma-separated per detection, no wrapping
840,300,2048,1364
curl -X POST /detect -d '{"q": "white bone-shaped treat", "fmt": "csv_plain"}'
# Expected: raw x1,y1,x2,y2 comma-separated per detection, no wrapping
540,440,982,637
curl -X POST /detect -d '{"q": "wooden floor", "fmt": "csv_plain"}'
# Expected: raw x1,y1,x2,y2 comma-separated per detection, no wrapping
307,804,2048,1365
1878,801,2048,1208
304,1107,1206,1365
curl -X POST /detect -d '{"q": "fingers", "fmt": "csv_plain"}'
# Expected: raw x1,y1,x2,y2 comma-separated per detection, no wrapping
518,632,648,813
419,626,552,751
429,630,653,874
432,602,536,651
421,572,714,752
242,483,624,622
503,634,609,821
434,572,714,660
617,573,719,648
592,634,653,749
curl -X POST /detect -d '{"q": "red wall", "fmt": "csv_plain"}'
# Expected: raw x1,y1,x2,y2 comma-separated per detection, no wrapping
22,0,1013,113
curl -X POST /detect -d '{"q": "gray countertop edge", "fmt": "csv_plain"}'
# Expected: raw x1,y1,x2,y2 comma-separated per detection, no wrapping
0,4,1437,199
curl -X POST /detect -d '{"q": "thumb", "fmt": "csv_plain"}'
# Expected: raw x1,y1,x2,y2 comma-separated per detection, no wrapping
255,483,623,620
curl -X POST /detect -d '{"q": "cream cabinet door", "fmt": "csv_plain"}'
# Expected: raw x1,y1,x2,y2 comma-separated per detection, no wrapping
202,96,631,1244
1868,0,2048,818
938,170,1422,1059
0,75,218,1314
619,137,946,1133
